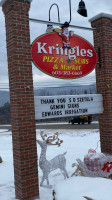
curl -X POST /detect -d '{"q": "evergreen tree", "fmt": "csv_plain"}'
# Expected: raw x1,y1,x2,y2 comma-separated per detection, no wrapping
0,102,11,124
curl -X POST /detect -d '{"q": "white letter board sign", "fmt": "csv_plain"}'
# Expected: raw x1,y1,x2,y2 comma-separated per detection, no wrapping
34,94,103,119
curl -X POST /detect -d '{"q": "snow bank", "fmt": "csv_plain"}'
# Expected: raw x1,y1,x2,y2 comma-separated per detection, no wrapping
54,176,112,200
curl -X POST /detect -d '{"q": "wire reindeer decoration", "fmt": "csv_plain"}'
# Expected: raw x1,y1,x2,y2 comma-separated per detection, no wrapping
37,131,69,186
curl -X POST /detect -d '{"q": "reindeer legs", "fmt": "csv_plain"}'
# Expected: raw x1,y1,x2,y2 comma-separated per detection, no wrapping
40,175,45,186
40,173,49,186
46,177,49,185
60,168,69,179
64,169,69,178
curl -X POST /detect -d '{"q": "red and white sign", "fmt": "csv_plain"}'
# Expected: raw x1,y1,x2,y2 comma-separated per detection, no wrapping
31,32,97,79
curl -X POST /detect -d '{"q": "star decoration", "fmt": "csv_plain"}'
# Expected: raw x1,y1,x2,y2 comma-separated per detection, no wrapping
67,58,71,63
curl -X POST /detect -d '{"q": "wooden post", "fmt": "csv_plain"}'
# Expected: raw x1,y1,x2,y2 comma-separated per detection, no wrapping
2,0,39,199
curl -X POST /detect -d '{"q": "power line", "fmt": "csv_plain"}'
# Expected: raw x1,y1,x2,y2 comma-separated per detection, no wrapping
0,84,96,90
0,82,95,87
0,83,9,84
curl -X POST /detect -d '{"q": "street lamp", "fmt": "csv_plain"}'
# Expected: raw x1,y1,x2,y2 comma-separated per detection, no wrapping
48,0,87,26
29,0,97,32
46,0,87,32
46,3,60,33
77,0,87,17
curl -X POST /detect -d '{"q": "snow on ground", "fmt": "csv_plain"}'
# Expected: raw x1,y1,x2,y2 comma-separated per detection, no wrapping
0,128,112,200
54,176,112,200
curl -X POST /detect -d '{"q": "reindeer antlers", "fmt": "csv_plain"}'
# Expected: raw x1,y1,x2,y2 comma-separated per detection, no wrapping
40,131,63,147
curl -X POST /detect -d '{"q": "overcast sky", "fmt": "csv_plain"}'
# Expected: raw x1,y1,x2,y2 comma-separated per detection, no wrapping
0,0,111,90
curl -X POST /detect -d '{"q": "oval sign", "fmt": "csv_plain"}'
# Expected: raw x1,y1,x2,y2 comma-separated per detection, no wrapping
31,32,97,79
